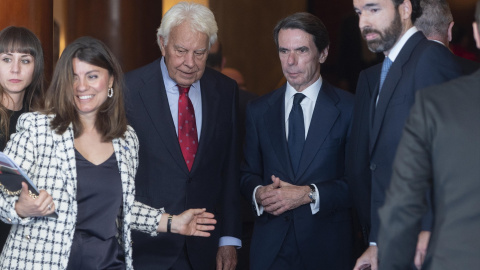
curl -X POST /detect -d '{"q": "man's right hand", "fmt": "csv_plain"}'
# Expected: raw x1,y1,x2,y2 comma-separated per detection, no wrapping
254,175,281,205
354,245,378,270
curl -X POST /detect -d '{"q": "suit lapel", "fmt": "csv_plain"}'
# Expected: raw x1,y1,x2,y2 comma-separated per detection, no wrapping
369,32,424,154
296,82,339,180
137,60,188,172
191,72,220,173
264,85,295,180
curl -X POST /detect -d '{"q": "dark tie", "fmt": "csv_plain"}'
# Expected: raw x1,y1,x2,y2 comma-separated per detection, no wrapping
177,85,198,171
288,93,306,175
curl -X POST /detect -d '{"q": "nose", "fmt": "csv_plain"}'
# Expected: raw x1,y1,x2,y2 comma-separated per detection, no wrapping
183,52,195,68
10,60,20,74
75,78,88,91
287,52,296,66
358,14,369,30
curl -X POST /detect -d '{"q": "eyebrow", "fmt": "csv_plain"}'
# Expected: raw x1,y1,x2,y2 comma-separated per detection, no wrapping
73,70,100,76
278,46,309,51
295,46,309,51
174,45,207,53
1,52,31,56
363,3,380,9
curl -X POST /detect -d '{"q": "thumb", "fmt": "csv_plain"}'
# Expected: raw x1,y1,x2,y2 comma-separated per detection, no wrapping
21,181,29,193
271,175,280,188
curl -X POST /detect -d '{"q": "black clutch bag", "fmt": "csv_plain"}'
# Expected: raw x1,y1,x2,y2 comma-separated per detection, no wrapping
0,165,39,198
0,152,57,218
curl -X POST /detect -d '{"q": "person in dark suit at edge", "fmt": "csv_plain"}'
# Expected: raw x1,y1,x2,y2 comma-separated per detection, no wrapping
241,12,354,270
206,40,257,270
348,0,462,269
124,2,241,270
378,1,480,268
415,0,480,75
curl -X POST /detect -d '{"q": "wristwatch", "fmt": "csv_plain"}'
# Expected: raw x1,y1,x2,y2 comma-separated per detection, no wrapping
308,184,317,204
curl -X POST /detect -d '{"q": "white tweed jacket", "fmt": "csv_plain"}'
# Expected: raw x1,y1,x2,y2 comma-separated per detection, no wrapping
0,112,163,270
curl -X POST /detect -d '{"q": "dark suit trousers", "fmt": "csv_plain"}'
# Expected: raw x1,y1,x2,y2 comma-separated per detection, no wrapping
170,246,193,270
268,222,306,270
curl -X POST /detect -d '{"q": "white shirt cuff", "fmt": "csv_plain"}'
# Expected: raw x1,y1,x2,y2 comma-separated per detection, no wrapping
310,184,320,214
253,185,264,216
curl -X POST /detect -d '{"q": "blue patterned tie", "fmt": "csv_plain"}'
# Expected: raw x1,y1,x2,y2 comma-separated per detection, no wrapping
379,57,392,91
288,93,306,175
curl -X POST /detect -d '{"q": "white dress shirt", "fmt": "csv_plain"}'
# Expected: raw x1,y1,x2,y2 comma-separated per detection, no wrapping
253,77,324,216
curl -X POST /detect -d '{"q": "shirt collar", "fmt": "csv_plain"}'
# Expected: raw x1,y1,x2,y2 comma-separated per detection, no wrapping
285,76,323,103
161,57,201,93
386,26,418,62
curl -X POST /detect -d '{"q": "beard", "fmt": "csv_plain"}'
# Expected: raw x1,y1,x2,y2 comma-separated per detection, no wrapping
362,10,403,53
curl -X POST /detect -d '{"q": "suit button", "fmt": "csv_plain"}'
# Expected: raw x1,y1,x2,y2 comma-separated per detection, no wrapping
25,235,31,240
188,178,192,183
7,218,11,222
370,163,377,171
284,216,290,221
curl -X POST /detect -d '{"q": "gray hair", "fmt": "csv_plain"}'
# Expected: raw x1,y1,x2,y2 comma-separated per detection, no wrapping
156,2,218,49
415,0,453,38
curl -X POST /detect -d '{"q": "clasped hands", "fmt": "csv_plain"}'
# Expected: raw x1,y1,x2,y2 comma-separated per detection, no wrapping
255,175,311,216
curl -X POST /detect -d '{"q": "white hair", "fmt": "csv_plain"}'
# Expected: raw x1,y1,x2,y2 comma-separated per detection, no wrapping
157,2,218,49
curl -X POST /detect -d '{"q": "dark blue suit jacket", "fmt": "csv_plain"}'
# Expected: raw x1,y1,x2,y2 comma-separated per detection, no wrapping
124,58,241,270
240,81,354,270
347,31,463,243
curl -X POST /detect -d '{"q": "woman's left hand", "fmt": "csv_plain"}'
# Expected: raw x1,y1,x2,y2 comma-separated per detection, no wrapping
172,208,216,237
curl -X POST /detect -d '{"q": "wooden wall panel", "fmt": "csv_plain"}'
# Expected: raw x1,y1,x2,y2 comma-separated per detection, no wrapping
64,0,162,73
210,0,307,96
0,0,54,82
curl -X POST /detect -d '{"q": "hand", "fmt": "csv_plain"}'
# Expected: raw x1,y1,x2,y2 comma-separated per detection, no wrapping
255,175,281,203
171,208,216,237
354,245,378,270
14,182,55,218
414,231,431,269
216,245,237,270
258,175,310,215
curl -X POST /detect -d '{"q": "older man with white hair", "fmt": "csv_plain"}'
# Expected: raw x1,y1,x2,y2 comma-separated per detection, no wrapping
124,2,241,270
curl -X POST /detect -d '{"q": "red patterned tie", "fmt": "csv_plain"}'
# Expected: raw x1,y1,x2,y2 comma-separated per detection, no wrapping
177,85,198,171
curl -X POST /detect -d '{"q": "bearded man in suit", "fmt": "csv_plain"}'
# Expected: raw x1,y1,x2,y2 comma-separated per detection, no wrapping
348,0,462,269
378,1,480,268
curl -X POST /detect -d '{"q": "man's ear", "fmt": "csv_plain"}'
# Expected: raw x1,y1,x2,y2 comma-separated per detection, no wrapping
319,47,329,64
448,21,454,43
473,22,480,49
399,0,413,21
159,36,166,56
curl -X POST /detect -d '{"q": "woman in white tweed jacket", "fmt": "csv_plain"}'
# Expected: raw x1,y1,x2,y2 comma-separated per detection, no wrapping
0,37,216,270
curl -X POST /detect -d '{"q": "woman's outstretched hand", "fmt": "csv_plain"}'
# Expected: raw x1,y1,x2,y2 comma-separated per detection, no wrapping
158,208,216,237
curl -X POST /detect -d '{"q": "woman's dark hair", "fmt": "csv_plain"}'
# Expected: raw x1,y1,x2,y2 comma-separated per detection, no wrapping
0,26,45,145
45,36,127,141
